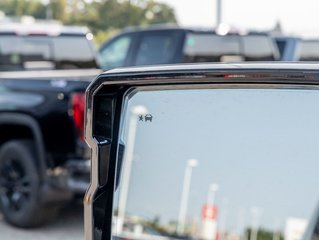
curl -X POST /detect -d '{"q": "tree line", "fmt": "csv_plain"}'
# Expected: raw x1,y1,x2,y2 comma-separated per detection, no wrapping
0,0,177,44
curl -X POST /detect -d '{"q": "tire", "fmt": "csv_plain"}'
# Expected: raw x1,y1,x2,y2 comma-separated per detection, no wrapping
0,140,57,228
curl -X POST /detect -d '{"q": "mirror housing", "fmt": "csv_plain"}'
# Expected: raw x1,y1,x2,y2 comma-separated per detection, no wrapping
84,63,319,240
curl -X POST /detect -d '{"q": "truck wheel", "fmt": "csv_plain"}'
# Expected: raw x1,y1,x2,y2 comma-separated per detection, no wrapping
0,140,57,228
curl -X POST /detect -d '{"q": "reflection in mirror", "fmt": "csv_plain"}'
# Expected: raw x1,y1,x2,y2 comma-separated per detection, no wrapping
113,87,319,240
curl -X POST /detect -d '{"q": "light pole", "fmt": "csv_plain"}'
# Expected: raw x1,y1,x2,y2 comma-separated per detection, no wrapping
44,0,53,20
219,198,229,240
236,208,246,240
216,0,222,27
207,183,219,205
201,183,219,240
215,0,230,36
272,219,281,240
177,159,198,235
250,207,262,240
117,105,147,234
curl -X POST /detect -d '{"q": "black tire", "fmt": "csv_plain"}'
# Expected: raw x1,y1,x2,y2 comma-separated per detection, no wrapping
0,140,57,228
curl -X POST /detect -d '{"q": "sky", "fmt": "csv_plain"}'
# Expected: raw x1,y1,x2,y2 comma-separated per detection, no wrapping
114,88,319,234
160,0,319,37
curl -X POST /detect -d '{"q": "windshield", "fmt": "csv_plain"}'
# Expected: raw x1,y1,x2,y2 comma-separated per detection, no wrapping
113,86,319,240
0,35,97,71
183,34,278,62
299,40,319,61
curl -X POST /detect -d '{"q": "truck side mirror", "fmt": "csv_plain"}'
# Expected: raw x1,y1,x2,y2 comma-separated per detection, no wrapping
84,64,319,240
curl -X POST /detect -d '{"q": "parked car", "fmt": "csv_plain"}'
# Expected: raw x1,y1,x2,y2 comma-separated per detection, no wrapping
84,63,319,240
98,25,280,70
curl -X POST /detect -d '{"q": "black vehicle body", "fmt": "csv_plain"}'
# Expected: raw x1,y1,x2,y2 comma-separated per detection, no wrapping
98,25,280,70
84,63,319,240
0,20,100,228
273,35,319,61
273,36,301,61
0,69,100,227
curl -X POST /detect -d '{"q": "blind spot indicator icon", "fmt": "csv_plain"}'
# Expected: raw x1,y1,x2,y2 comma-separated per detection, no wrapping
138,114,153,122
145,114,153,122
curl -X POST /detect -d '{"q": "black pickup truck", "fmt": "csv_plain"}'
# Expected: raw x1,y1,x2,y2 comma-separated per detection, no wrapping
98,25,280,70
0,20,100,228
0,69,100,228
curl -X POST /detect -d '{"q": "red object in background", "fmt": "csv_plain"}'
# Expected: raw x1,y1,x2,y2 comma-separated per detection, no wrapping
202,204,217,220
72,93,86,140
216,231,220,240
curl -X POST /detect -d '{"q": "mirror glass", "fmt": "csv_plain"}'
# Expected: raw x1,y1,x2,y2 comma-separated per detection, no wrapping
112,87,319,240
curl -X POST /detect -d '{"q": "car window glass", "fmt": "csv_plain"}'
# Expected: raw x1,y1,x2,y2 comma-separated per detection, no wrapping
113,87,319,240
134,33,178,66
299,41,319,61
0,36,23,70
98,35,132,70
20,38,51,59
53,36,94,62
183,33,240,62
242,35,276,60
0,35,95,70
0,36,53,70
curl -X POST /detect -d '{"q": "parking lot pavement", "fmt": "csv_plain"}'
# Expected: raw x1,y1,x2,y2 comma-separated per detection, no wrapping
0,203,84,240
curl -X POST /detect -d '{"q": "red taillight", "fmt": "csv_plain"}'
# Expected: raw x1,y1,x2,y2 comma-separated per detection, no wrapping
72,93,85,140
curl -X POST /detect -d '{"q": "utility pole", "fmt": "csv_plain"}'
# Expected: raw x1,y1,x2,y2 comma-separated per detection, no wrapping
207,183,219,206
250,207,262,240
216,0,222,27
46,0,53,20
177,159,198,235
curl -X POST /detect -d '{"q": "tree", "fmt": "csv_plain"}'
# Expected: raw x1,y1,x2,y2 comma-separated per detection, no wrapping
144,0,177,25
50,0,67,21
0,0,46,19
245,228,284,240
0,0,178,45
